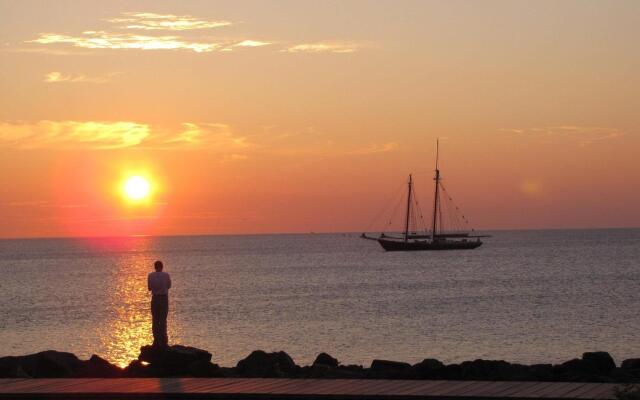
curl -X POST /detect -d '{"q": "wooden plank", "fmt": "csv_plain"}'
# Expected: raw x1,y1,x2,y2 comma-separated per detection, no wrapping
393,379,462,396
491,381,552,397
574,384,618,400
0,378,625,400
431,380,485,396
566,384,608,399
461,380,525,397
180,378,250,393
537,382,588,398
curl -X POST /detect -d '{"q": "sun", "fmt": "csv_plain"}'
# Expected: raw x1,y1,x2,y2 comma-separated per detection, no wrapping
123,176,151,201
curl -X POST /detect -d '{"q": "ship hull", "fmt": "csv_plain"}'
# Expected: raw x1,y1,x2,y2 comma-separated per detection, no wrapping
378,238,482,251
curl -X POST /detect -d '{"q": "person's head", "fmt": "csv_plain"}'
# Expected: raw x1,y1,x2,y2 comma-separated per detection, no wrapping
154,260,164,272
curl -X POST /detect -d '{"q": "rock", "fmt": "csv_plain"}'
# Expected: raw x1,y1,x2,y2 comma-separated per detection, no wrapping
459,359,532,381
529,364,553,381
187,360,221,377
0,351,81,378
622,359,640,370
370,359,412,378
123,360,152,377
553,358,606,382
371,359,412,371
313,352,339,368
236,350,298,377
74,355,122,378
412,358,445,378
138,345,212,376
304,364,364,379
582,352,616,374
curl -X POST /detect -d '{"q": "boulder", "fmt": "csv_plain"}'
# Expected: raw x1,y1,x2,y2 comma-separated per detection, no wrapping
138,345,212,376
187,360,221,377
304,364,365,379
459,359,531,381
582,352,616,374
370,359,412,378
622,359,640,370
236,350,298,377
123,360,152,377
74,355,122,378
313,352,339,368
0,351,81,378
529,364,553,381
412,358,445,378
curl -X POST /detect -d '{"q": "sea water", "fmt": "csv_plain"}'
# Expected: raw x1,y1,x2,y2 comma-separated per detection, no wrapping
0,229,638,367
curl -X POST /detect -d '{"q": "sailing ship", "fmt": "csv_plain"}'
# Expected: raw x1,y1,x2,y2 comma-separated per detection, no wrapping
362,141,488,251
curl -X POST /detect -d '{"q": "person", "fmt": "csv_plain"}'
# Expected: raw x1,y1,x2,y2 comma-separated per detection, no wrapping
148,260,171,348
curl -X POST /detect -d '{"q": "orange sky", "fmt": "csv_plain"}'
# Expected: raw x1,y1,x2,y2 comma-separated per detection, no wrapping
0,0,639,238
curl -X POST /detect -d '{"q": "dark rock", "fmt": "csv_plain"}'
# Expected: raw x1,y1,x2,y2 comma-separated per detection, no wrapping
622,359,640,370
371,359,412,371
188,360,221,377
236,350,298,378
459,359,533,381
552,358,607,382
123,360,152,377
304,364,364,379
0,351,81,378
369,359,412,378
412,358,445,378
74,355,122,378
583,352,616,374
313,352,339,368
138,345,212,376
529,364,553,381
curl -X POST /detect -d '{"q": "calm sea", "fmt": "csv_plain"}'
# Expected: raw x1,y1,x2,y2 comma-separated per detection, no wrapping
0,229,638,368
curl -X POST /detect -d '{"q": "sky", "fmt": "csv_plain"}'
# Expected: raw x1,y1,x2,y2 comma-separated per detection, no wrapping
0,0,639,238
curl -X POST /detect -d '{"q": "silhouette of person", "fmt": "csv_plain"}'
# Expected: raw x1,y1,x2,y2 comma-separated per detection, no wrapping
148,260,171,348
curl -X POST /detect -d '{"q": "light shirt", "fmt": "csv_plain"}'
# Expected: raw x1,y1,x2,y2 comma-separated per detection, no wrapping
148,271,172,295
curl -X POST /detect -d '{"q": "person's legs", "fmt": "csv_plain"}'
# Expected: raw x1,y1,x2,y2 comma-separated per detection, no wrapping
151,295,162,347
158,295,169,347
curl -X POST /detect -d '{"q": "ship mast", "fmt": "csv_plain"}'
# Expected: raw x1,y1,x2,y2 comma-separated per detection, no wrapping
404,174,413,242
431,140,440,241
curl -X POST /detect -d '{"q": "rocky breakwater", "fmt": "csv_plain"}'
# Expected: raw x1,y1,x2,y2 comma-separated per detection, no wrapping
1,347,639,383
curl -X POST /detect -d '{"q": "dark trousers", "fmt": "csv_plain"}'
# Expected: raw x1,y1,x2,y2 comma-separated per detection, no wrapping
151,294,169,347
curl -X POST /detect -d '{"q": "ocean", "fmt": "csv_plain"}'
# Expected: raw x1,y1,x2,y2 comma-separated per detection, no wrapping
0,229,638,368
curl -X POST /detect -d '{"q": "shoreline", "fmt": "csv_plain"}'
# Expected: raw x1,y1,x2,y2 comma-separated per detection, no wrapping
2,345,639,383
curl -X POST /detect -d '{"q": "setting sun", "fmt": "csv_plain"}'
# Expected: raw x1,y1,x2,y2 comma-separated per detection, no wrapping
123,176,151,201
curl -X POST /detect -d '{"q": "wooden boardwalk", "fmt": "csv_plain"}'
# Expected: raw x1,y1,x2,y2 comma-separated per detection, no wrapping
0,378,621,400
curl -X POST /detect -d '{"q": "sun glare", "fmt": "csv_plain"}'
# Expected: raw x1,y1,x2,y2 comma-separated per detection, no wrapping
123,176,151,201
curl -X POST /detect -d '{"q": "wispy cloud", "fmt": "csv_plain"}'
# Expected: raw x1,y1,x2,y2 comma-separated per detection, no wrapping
234,40,271,48
0,120,251,151
108,12,231,31
22,12,359,55
347,142,399,155
44,71,121,83
0,121,150,149
284,42,360,53
30,32,221,53
501,126,626,146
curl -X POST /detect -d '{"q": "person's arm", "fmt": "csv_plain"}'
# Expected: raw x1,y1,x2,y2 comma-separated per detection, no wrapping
148,274,151,291
168,274,172,289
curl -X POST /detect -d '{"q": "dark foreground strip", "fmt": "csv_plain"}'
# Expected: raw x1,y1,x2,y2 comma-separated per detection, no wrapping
0,378,621,400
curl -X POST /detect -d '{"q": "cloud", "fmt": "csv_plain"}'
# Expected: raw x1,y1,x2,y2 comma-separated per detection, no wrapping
284,42,360,53
30,32,221,53
234,40,271,47
501,126,626,146
0,120,150,149
108,12,231,31
43,71,121,83
347,142,399,155
0,120,251,151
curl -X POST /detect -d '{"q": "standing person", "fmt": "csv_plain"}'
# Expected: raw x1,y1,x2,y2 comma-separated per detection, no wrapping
148,260,171,348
